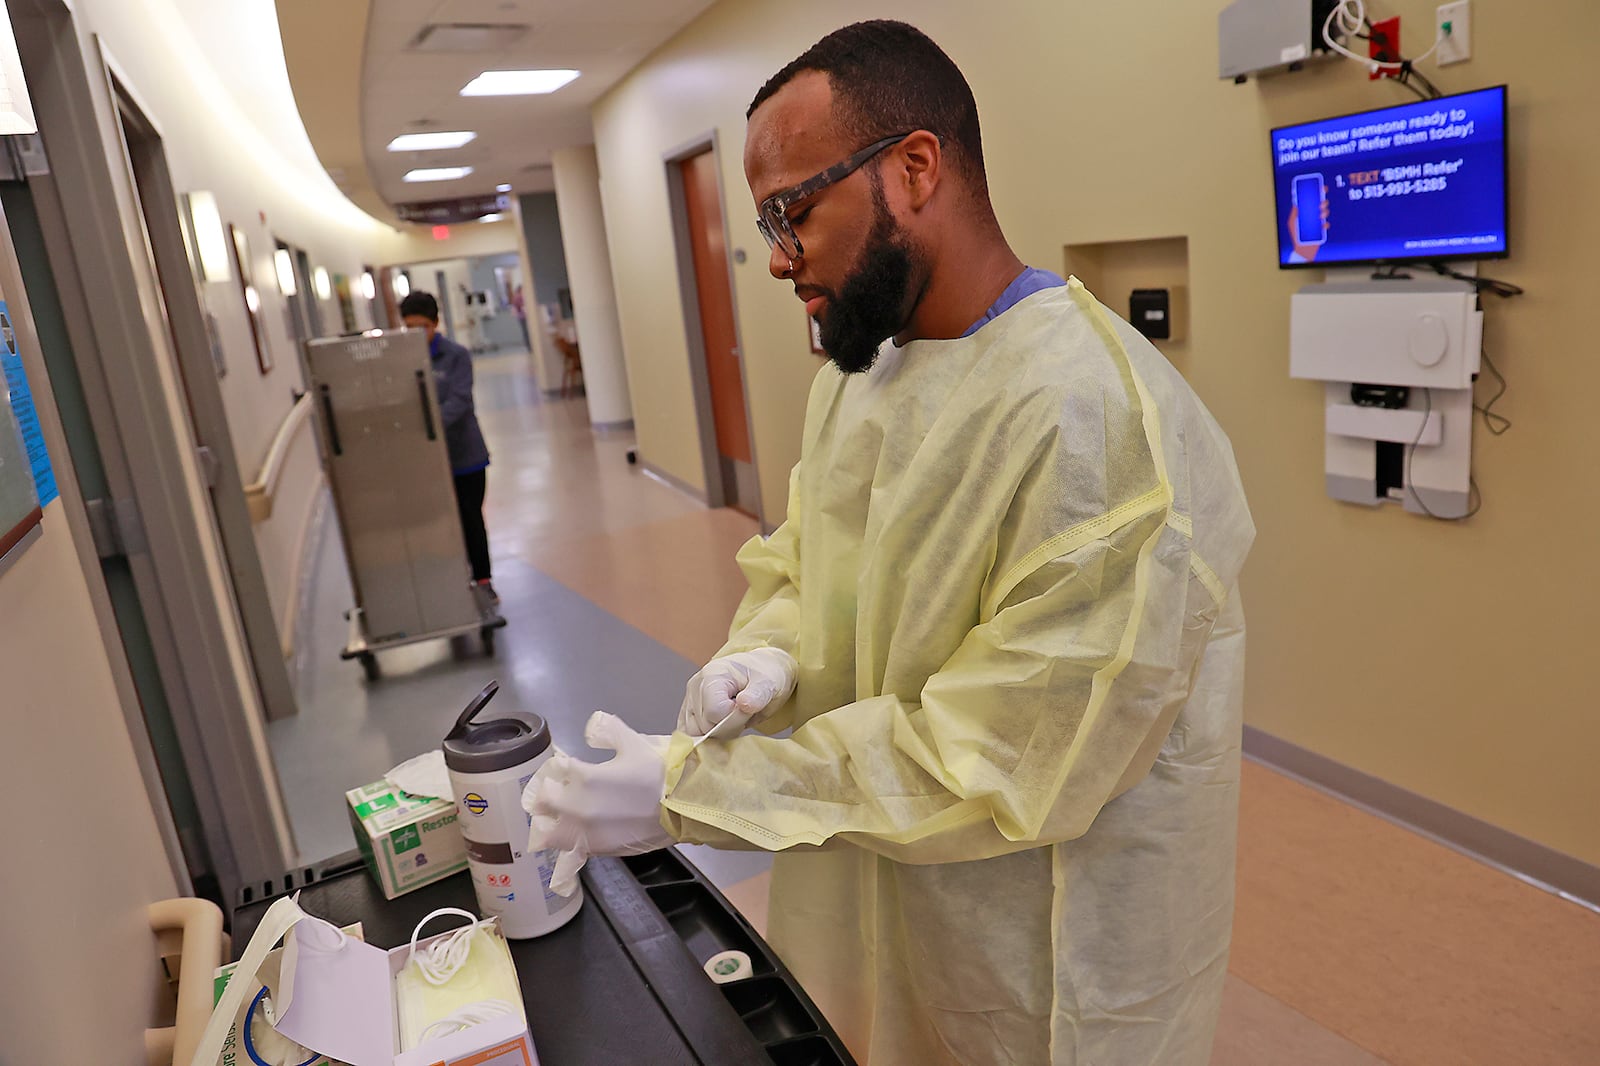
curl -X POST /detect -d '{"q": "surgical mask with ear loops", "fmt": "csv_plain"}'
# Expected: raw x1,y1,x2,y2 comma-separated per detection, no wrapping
394,908,525,1050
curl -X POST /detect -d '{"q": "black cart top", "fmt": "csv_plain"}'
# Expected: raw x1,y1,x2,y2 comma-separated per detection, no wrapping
231,851,853,1066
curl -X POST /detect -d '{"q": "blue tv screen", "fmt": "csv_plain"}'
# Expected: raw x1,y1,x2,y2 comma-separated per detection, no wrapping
1271,85,1508,268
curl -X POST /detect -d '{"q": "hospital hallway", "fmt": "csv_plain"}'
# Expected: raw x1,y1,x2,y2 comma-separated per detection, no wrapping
275,347,1600,1066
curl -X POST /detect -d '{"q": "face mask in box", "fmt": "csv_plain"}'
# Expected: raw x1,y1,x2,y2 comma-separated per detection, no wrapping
209,922,364,1066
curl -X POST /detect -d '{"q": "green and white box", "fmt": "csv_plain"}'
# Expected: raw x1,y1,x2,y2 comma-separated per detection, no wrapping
346,781,468,899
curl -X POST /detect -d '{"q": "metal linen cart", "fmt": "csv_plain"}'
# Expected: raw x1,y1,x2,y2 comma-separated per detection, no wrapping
304,329,505,680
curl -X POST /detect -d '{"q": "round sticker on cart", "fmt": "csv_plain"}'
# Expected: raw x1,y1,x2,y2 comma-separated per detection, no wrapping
463,792,489,816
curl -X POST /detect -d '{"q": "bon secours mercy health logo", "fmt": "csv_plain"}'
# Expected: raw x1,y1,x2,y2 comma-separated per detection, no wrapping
463,792,489,816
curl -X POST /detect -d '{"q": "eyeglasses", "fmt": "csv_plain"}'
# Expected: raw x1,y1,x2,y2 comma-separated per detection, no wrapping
755,132,914,262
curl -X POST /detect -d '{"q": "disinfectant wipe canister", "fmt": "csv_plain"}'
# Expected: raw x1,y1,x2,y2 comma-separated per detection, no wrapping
443,682,582,938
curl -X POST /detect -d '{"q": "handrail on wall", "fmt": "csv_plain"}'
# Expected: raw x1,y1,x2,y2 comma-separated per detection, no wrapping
145,897,228,1066
245,394,312,523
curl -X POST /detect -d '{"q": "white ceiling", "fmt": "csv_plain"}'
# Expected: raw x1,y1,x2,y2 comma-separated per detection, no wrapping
363,0,717,209
158,0,373,226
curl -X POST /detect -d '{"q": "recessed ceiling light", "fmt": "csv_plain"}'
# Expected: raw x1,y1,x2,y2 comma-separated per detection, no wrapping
404,166,473,182
479,213,504,223
460,69,579,96
496,183,512,192
387,131,477,151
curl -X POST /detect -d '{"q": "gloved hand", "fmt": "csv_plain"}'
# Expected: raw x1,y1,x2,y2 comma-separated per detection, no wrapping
677,648,798,737
522,711,672,897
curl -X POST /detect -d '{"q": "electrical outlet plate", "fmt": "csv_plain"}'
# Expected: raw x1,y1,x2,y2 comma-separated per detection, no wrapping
1368,15,1400,79
1436,0,1472,65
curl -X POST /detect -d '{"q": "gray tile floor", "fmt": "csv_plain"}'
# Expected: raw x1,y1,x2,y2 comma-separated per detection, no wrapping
269,476,770,891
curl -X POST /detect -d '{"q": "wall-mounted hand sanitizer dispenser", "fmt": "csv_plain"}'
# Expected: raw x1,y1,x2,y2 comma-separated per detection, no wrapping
1289,278,1482,519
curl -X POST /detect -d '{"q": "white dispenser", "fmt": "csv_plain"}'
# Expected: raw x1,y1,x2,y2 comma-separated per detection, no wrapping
442,682,582,938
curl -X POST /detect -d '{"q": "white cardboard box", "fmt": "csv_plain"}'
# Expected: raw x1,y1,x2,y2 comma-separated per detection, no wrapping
199,897,539,1066
276,914,538,1066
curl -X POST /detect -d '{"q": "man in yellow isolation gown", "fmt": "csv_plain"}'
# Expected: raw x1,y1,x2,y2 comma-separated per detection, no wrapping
528,19,1255,1065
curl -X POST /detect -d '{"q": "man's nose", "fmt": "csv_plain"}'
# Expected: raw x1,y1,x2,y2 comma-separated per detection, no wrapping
768,243,795,280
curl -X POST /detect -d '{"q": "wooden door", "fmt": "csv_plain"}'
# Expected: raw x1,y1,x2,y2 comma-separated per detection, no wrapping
678,149,755,514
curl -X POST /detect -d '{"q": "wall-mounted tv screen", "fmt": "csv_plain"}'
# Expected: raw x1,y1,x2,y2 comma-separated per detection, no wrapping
1271,85,1507,268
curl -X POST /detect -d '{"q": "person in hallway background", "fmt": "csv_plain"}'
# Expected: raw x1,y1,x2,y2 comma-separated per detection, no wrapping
511,283,530,350
400,290,496,603
525,20,1254,1064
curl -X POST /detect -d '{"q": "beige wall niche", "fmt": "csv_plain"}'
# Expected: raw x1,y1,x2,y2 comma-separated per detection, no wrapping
1065,236,1190,371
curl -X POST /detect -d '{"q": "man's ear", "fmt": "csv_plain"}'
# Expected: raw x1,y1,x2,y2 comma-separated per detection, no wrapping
897,130,943,211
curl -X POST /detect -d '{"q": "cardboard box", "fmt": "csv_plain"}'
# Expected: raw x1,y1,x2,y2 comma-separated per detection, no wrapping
274,911,538,1066
202,899,537,1066
346,781,468,898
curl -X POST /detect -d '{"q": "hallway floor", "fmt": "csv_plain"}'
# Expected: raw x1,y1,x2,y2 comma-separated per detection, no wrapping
272,347,1600,1066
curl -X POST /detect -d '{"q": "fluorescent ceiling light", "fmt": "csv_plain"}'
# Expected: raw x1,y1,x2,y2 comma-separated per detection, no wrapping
460,69,579,96
313,266,332,301
359,272,376,300
496,183,512,192
394,273,411,298
273,248,297,296
387,131,477,152
478,213,504,223
244,285,261,314
404,166,473,182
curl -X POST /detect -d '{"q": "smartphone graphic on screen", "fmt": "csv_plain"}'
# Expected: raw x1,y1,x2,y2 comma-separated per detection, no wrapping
1292,173,1327,246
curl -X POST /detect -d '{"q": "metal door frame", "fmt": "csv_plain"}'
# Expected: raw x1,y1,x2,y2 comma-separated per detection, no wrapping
663,131,764,525
276,236,311,344
294,246,323,337
9,0,296,903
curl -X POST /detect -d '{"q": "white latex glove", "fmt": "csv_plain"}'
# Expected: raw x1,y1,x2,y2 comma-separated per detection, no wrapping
521,711,671,897
677,648,798,737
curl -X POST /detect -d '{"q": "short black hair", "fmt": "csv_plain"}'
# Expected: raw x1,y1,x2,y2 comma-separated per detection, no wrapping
399,291,439,322
748,20,987,195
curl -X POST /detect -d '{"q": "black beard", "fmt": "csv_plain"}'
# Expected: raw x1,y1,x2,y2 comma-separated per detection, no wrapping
816,195,918,375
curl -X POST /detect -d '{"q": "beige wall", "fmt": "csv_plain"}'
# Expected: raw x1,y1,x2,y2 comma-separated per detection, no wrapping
1,244,182,1051
553,144,634,425
253,424,323,649
594,0,1600,864
0,502,186,1059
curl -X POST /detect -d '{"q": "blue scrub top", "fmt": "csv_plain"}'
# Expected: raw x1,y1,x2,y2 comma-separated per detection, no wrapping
962,267,1067,337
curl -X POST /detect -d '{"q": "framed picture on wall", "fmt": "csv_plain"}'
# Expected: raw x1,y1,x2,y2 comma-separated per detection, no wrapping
808,314,824,356
227,223,273,374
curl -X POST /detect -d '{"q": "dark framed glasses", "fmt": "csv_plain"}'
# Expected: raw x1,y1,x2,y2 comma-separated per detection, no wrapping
755,132,914,261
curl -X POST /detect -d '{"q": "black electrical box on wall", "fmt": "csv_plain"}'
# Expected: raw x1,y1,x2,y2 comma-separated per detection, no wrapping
1130,289,1173,340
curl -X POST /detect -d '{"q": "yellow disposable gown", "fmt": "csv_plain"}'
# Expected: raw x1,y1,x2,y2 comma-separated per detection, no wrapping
661,278,1254,1065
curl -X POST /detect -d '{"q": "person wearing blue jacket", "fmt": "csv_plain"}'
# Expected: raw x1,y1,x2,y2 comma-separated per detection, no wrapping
400,291,496,604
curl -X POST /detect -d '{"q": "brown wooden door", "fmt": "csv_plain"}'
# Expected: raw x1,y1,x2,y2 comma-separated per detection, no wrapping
678,149,755,513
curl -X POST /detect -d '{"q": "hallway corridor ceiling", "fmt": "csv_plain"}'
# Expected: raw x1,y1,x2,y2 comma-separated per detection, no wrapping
276,0,716,226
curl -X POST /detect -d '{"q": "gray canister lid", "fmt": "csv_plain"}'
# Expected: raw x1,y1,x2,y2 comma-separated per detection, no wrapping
442,681,552,774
